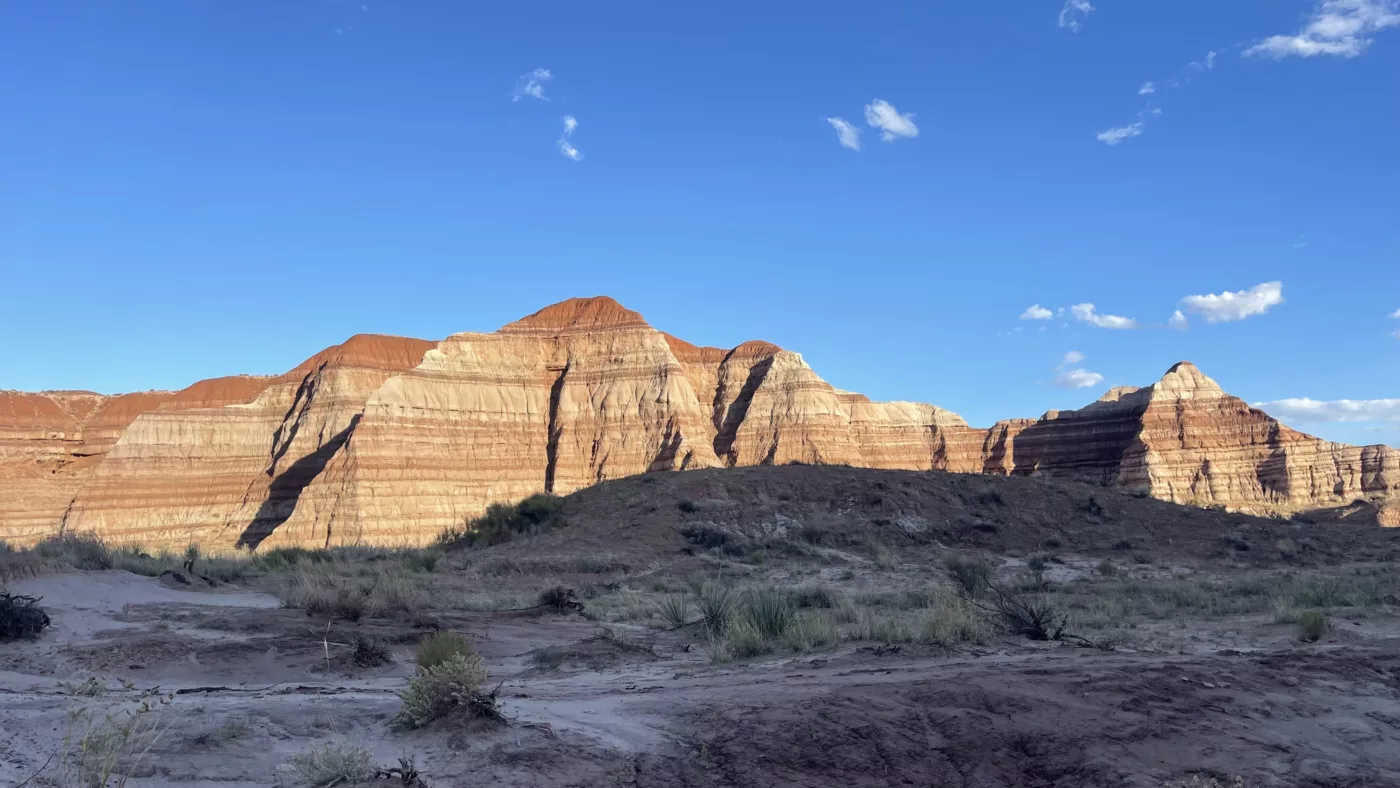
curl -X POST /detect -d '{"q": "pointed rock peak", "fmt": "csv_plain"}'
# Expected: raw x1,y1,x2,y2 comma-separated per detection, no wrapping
500,296,650,334
725,340,783,361
1150,361,1224,401
289,334,437,376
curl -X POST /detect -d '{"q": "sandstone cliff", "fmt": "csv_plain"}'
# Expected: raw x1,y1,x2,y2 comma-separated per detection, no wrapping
2,298,1395,549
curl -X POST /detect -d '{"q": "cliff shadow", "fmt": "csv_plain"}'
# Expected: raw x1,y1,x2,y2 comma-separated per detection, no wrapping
713,355,774,465
236,414,360,551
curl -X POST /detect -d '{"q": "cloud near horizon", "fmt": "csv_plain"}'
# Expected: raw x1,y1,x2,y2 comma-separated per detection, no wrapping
1179,281,1284,323
1054,350,1103,389
1246,0,1400,59
1071,303,1138,329
1254,397,1400,423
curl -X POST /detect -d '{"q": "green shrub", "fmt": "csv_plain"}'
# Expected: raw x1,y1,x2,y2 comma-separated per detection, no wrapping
284,740,375,787
393,652,489,729
743,589,795,639
655,595,691,628
1297,610,1330,643
416,630,471,670
780,611,838,651
698,583,737,640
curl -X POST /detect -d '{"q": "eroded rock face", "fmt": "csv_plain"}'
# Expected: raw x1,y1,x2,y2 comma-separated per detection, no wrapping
3,299,1396,549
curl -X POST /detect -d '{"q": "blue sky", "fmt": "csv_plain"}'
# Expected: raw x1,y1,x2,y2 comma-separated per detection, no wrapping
1,1,1397,444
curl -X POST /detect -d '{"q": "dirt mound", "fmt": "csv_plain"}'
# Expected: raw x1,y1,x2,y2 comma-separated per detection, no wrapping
481,466,1400,568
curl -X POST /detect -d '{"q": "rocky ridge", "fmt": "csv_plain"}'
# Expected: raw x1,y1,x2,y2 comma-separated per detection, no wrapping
1,297,1395,548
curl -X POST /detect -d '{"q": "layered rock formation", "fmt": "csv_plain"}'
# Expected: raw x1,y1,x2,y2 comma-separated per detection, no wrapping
2,297,1396,549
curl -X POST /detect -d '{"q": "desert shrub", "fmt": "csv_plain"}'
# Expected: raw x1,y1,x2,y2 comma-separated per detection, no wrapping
677,499,699,513
679,523,741,554
781,611,838,651
393,652,489,729
59,694,172,788
656,595,691,628
743,589,795,639
35,532,114,570
697,583,737,640
944,553,993,596
416,630,471,670
790,585,839,609
283,740,375,788
1220,533,1251,552
984,585,1068,641
437,493,567,548
1297,610,1330,643
352,635,392,668
866,539,898,570
1026,553,1053,573
1081,496,1105,516
278,568,427,620
0,590,51,640
1112,539,1136,551
1097,559,1117,577
405,549,441,573
712,620,773,663
1167,777,1252,788
537,585,583,612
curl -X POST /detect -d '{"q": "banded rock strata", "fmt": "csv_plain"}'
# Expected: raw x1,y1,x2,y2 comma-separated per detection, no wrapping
0,297,1394,549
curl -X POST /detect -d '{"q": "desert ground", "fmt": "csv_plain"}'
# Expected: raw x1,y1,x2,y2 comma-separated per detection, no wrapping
4,466,1400,788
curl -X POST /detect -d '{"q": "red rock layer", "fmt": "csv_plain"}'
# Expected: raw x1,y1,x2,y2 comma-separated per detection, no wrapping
5,300,1398,550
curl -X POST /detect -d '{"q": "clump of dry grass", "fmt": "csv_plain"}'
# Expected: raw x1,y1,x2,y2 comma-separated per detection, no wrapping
283,740,376,787
1297,610,1331,643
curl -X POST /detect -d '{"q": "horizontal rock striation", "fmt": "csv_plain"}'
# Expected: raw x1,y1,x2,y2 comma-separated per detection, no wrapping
2,298,1396,549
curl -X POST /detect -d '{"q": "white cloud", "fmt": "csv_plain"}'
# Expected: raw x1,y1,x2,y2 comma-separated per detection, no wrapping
1071,303,1138,329
1390,308,1400,319
826,117,861,151
1246,0,1400,59
1020,304,1054,320
1058,0,1095,32
512,68,553,101
1254,397,1400,423
1096,122,1144,145
1053,350,1103,389
557,115,581,161
1179,281,1284,323
864,100,918,142
1169,310,1190,330
1139,81,1157,95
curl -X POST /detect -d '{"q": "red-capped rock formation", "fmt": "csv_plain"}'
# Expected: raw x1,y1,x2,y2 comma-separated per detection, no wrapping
1,298,1395,549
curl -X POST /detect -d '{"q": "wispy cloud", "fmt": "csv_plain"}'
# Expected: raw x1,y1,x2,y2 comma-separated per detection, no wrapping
1246,0,1400,59
1254,397,1400,423
557,115,581,161
1169,310,1190,330
1390,308,1400,319
1071,303,1138,329
1058,0,1095,32
1054,351,1104,389
826,117,862,151
1096,108,1161,145
1139,81,1157,95
512,68,553,102
864,100,919,142
1179,281,1284,323
1020,304,1054,320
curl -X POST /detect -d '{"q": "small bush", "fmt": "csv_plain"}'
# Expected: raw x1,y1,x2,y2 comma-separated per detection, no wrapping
1275,539,1299,560
1167,777,1252,788
698,583,737,640
1026,553,1052,573
713,620,773,663
790,585,839,609
679,524,741,554
867,540,898,570
0,591,51,640
284,740,375,788
1297,610,1330,643
417,630,471,670
944,553,993,596
781,611,838,651
743,589,795,639
677,499,700,514
437,493,567,548
393,652,490,729
984,585,1068,641
538,585,584,612
35,532,114,570
352,635,392,668
1220,533,1251,552
1097,559,1118,577
405,549,441,573
656,595,691,628
1113,539,1136,551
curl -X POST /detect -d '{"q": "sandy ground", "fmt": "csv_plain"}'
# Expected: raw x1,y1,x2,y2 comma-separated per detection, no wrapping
4,570,1400,787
